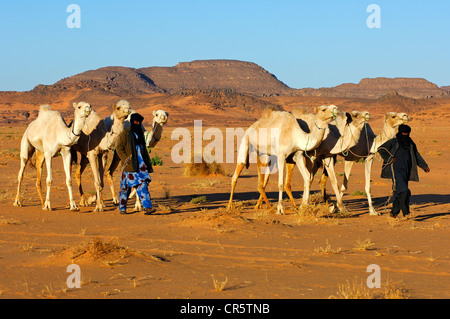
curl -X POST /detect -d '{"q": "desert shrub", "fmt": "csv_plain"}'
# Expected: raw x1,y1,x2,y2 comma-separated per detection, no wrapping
190,195,207,204
150,153,163,166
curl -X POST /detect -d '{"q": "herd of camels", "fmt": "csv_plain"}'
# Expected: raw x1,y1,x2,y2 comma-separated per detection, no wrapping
12,100,409,216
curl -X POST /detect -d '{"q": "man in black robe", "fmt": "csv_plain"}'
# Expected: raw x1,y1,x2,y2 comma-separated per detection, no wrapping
378,124,430,218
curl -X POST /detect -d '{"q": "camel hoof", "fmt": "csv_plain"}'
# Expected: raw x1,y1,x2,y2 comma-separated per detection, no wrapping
276,204,285,215
112,198,119,205
369,210,380,216
13,200,21,207
93,205,104,212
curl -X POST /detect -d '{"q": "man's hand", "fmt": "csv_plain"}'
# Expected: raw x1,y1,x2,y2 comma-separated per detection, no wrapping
424,167,430,173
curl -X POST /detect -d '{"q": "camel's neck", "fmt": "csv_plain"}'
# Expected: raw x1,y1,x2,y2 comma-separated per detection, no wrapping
65,115,86,146
146,122,163,149
298,120,327,151
330,123,362,154
371,123,397,153
104,114,125,150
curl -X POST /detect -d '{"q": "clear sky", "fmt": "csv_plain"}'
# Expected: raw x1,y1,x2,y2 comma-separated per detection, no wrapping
1,0,449,92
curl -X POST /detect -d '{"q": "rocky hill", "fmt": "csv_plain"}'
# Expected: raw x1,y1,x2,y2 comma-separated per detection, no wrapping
40,60,292,97
293,77,450,99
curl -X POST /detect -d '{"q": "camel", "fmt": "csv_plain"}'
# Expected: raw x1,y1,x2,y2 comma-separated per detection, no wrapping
70,100,131,211
33,101,131,211
227,105,338,215
104,109,169,209
254,108,372,213
13,102,92,211
321,111,410,215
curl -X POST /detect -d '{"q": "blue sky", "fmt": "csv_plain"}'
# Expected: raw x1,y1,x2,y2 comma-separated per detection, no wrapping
1,0,449,91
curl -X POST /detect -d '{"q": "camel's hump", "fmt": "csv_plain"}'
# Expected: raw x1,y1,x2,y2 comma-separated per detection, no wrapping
291,107,310,118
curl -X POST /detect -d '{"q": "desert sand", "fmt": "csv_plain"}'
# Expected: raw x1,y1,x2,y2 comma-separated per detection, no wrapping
0,95,449,301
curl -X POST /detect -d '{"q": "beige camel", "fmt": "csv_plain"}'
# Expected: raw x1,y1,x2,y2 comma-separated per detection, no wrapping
71,100,131,211
227,105,338,215
13,102,92,210
104,109,169,208
255,108,371,213
321,112,410,215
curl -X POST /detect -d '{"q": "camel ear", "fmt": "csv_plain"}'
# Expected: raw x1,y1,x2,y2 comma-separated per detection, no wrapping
153,110,156,116
313,106,319,113
73,102,77,108
113,104,116,109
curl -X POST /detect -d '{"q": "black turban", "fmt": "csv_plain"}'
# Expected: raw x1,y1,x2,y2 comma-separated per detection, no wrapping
396,124,412,148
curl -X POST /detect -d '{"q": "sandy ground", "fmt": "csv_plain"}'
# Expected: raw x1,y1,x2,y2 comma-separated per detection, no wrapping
0,116,448,300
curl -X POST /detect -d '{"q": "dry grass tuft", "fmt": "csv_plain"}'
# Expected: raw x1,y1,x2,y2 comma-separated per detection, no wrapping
56,237,168,265
211,274,228,292
184,155,225,176
352,239,376,251
295,202,335,224
331,277,373,299
0,216,22,225
330,277,410,299
314,239,342,254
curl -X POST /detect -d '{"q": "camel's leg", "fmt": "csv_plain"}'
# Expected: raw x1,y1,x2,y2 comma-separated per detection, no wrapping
340,160,355,193
105,151,120,205
284,162,297,209
319,167,328,200
295,153,312,211
365,155,378,216
61,148,78,211
87,152,103,212
35,150,45,207
132,188,142,211
275,156,286,215
42,152,53,211
14,137,34,207
227,163,246,210
255,157,271,209
256,157,272,210
76,155,89,207
97,153,106,209
323,157,347,214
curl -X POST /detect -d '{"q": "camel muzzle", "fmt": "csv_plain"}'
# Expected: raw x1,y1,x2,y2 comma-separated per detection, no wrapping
84,106,92,117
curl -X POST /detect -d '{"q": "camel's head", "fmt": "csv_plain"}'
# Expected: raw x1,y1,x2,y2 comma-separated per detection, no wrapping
152,110,169,126
314,104,339,124
73,102,92,118
113,100,132,120
347,110,371,129
384,112,410,128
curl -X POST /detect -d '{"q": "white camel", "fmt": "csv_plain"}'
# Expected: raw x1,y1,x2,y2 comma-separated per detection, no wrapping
13,102,92,210
322,112,410,215
104,109,169,209
255,108,371,213
227,105,338,215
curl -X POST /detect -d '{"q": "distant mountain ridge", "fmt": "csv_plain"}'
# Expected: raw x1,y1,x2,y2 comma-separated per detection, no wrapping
17,60,447,100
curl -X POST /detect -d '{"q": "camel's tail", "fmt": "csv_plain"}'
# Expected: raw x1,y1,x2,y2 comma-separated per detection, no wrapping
236,131,250,169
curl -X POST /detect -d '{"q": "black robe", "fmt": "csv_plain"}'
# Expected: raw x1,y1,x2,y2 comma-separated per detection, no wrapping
378,137,428,194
